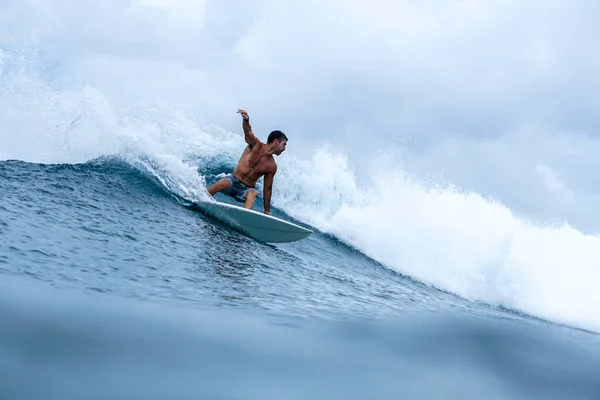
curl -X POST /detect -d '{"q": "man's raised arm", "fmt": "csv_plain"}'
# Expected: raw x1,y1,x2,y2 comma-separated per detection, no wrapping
237,109,259,147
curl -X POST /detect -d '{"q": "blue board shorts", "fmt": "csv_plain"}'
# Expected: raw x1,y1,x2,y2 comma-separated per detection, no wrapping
222,174,257,202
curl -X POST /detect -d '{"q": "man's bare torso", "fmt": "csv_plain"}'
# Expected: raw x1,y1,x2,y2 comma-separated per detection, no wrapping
233,143,277,187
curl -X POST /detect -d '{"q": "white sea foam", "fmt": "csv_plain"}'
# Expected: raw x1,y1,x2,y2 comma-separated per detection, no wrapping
274,152,600,333
0,45,244,201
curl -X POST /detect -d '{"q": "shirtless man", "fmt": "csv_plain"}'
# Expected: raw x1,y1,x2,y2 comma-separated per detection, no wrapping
207,109,288,215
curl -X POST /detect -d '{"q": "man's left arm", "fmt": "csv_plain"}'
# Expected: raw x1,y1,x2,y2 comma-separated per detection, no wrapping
263,173,275,215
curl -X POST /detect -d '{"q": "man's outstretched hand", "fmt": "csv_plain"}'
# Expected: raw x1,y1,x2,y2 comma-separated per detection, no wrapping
237,109,249,121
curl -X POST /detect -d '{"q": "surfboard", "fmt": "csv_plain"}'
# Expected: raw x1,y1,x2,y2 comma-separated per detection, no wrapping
186,199,313,243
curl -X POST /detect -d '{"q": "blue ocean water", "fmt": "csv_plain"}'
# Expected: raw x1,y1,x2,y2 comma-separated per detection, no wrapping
1,158,600,400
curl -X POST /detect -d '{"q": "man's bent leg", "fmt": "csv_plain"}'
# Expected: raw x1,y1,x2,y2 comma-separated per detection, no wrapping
207,178,231,196
243,190,258,209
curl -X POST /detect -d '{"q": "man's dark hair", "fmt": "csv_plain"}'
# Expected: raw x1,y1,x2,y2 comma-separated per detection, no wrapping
267,130,288,144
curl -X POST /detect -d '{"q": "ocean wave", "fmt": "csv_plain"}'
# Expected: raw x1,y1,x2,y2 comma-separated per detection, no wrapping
3,43,600,334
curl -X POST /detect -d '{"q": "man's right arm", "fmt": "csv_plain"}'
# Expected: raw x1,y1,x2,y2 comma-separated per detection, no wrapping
237,109,259,147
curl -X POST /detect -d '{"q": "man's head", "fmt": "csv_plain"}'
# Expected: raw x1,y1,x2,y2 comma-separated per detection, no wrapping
267,130,288,156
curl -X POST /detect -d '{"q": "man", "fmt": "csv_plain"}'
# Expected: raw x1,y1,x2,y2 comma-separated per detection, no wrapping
207,109,288,215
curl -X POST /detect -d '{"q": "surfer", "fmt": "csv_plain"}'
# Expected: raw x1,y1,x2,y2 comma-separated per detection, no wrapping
207,109,288,215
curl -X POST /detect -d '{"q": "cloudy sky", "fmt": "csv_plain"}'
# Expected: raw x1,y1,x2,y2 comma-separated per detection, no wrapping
2,0,600,231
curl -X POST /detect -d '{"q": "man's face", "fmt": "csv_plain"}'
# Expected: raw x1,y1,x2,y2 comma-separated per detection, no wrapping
274,139,287,156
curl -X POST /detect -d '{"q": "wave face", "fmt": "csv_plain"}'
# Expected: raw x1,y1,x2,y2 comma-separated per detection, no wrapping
2,18,600,335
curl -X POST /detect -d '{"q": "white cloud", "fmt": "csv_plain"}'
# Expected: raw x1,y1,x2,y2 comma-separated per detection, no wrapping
537,164,570,194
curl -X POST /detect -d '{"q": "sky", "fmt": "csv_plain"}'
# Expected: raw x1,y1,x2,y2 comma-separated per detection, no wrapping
2,0,600,231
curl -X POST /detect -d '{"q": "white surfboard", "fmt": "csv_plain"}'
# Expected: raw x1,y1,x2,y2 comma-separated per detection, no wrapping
188,199,313,243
